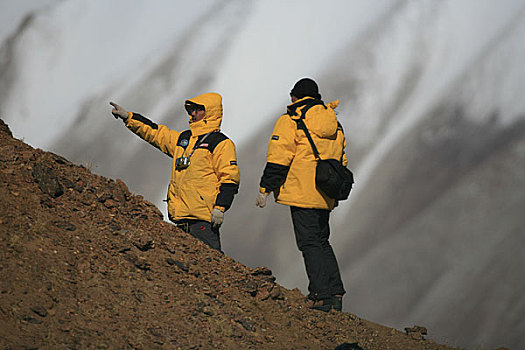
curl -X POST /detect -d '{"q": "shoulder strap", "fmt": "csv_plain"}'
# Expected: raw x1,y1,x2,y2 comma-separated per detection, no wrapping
293,101,346,162
287,98,325,116
176,130,215,158
294,103,323,160
295,119,320,160
187,132,214,158
337,121,345,135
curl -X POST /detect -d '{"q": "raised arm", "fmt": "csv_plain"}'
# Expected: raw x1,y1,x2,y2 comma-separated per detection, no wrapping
110,101,180,157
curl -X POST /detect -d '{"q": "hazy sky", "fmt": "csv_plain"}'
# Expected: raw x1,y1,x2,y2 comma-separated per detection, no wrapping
2,2,525,348
0,0,393,148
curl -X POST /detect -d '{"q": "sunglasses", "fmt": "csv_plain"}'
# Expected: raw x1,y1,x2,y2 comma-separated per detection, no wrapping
184,102,205,115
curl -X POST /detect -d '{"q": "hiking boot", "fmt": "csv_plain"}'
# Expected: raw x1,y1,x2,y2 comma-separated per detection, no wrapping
310,298,333,312
309,295,343,312
332,295,343,311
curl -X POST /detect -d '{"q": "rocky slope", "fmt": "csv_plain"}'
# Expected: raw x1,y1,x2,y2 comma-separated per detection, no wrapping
0,118,461,349
3,2,524,347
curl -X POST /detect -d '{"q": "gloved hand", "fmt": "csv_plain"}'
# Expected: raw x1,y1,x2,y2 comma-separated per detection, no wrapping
255,192,268,208
109,101,129,121
210,208,224,227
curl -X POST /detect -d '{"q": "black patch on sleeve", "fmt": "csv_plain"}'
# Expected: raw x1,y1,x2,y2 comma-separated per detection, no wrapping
260,162,290,193
230,161,237,166
131,113,158,130
215,183,239,211
176,130,192,150
271,135,279,140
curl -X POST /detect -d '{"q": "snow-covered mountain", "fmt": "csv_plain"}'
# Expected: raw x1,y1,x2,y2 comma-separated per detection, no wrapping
2,1,524,348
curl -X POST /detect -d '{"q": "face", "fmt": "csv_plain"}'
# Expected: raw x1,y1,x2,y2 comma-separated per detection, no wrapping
191,109,206,122
291,95,299,103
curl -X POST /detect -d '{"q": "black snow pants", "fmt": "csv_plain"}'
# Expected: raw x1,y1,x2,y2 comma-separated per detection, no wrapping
290,206,345,300
173,219,222,253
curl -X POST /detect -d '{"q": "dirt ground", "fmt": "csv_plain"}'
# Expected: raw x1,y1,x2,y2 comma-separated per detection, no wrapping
0,118,460,349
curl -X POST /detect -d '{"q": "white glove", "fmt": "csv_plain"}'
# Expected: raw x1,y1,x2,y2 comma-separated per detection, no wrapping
109,101,129,121
255,192,268,208
211,208,224,227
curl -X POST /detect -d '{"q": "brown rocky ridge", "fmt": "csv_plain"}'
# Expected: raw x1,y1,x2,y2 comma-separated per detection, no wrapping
0,118,460,349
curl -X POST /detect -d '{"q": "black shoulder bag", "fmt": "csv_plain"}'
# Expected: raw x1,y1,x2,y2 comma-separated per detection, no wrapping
295,105,354,201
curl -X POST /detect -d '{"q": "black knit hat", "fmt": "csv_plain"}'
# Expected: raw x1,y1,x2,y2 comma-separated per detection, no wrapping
290,78,321,100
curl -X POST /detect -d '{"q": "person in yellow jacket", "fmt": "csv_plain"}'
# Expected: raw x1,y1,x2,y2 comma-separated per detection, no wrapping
109,92,240,252
256,78,346,311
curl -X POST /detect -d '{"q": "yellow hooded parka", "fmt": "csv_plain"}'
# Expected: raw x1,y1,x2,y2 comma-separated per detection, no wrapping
126,92,240,222
260,97,347,210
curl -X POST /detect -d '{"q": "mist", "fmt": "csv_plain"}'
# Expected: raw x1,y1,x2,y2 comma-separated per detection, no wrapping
1,1,525,348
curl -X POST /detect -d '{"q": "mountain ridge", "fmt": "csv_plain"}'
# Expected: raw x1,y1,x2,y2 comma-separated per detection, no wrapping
0,118,459,349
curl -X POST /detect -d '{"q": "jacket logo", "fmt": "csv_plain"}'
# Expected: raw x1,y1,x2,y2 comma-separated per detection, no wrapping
200,143,209,148
271,135,279,140
180,139,189,147
230,161,237,165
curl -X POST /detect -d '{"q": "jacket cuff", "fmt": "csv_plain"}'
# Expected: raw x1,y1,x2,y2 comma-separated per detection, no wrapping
214,183,239,211
124,112,133,125
259,187,271,194
213,205,226,212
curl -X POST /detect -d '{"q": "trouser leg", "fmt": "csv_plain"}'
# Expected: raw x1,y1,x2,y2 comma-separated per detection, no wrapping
290,206,345,300
173,220,222,253
188,220,222,253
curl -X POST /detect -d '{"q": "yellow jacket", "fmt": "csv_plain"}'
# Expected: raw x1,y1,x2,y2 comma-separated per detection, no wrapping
126,93,240,222
260,97,347,210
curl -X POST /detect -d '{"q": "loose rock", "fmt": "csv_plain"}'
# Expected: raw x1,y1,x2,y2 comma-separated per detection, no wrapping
30,306,48,317
32,163,64,198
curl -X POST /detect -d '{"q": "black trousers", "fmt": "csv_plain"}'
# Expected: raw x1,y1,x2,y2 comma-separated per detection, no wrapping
290,206,345,300
173,219,222,253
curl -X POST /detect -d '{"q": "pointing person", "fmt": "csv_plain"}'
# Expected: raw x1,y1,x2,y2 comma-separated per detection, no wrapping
110,93,240,252
256,78,347,311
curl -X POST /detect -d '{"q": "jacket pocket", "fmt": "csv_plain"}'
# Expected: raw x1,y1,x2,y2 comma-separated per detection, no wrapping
195,187,214,214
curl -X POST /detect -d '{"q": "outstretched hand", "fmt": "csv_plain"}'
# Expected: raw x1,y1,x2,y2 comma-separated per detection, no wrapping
109,101,129,121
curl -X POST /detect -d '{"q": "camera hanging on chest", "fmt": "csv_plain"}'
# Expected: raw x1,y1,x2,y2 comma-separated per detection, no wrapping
175,131,213,171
